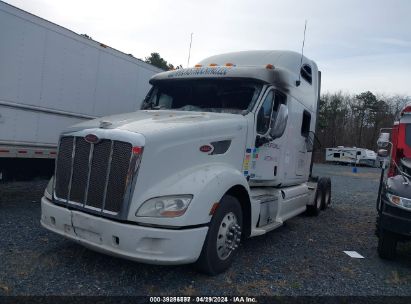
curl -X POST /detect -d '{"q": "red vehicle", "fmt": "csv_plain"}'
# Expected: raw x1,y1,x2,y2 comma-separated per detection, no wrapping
376,104,411,258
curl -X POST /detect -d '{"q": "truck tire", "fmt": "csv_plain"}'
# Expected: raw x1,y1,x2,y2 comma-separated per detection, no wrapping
321,177,331,210
378,229,397,260
307,180,325,216
196,195,243,275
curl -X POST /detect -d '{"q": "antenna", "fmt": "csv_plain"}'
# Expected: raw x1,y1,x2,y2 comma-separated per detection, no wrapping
187,32,193,68
296,20,307,86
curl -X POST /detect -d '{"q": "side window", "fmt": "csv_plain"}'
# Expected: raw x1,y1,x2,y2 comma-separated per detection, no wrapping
301,110,311,137
300,64,312,84
406,124,411,147
270,91,287,128
257,91,274,134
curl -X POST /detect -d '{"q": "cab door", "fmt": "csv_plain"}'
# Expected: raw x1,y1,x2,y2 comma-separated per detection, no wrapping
249,89,287,182
296,110,312,176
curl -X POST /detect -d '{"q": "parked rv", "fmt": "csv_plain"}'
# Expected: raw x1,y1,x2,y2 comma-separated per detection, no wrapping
325,146,377,167
0,1,161,181
40,50,331,274
376,105,411,259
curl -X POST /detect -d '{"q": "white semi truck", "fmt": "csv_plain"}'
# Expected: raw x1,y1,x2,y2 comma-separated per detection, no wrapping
0,1,161,180
41,50,331,274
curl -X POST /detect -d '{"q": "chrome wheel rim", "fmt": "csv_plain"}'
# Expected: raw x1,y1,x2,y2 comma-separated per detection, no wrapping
216,212,241,260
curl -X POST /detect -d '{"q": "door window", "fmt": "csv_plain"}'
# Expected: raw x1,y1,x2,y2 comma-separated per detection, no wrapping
270,91,287,129
256,91,274,134
301,110,311,137
406,124,411,147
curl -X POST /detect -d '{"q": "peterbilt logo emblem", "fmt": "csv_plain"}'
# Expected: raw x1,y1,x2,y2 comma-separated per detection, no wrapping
199,145,213,153
85,134,100,144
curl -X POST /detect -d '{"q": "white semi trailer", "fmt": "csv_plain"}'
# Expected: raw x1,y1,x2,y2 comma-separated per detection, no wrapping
41,50,331,274
0,1,161,180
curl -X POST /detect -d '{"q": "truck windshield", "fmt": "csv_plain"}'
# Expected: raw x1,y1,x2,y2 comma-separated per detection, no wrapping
142,79,263,114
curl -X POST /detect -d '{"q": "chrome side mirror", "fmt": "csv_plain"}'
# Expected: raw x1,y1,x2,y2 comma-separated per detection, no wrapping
377,149,388,157
270,104,288,140
377,132,390,148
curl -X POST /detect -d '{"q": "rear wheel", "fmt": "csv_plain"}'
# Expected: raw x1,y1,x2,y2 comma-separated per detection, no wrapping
307,185,323,216
196,195,243,275
321,177,331,210
378,229,397,260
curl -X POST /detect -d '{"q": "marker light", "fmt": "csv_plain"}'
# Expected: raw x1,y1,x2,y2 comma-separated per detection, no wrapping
265,64,274,70
225,63,235,67
209,63,218,67
194,64,202,68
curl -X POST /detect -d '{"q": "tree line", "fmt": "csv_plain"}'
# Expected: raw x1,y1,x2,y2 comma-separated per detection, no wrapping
144,52,182,70
317,91,410,152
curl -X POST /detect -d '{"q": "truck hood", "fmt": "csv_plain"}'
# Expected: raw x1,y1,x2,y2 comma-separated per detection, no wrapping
64,110,247,139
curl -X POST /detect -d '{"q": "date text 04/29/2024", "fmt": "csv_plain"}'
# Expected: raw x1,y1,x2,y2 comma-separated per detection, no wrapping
149,296,257,303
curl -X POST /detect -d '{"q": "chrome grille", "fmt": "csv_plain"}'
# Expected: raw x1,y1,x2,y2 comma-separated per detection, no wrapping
87,140,112,209
54,135,134,217
55,137,74,199
70,137,91,203
105,141,133,212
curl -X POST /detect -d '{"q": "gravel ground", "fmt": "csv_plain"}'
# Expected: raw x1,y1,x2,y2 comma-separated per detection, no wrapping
0,163,410,296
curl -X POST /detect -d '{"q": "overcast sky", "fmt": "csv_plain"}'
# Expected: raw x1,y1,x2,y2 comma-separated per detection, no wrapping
4,0,411,96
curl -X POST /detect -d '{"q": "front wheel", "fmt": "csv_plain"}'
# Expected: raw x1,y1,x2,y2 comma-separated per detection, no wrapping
196,195,243,275
378,229,397,260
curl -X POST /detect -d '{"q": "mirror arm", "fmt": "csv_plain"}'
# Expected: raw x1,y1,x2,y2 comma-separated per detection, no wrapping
255,134,272,148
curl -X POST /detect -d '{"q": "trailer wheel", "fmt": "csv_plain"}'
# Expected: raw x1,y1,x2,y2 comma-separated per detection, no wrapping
196,195,243,275
378,229,397,260
321,177,331,210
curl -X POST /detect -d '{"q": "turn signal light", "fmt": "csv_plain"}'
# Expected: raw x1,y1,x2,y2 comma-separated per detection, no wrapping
265,64,274,70
132,146,143,154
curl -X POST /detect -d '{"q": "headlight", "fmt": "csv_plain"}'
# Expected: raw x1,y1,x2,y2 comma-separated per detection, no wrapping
387,193,411,210
44,176,54,200
136,195,193,217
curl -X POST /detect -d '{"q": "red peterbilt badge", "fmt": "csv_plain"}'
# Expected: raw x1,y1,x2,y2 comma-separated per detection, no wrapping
84,134,100,144
199,145,213,153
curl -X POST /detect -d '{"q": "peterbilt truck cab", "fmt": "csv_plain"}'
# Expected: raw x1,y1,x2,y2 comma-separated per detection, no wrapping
376,104,411,259
41,50,331,274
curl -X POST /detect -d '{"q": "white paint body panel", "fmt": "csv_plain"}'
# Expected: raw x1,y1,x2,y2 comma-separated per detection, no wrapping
0,2,161,157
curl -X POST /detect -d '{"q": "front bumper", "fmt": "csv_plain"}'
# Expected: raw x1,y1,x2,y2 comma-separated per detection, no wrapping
380,199,411,237
41,197,208,265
